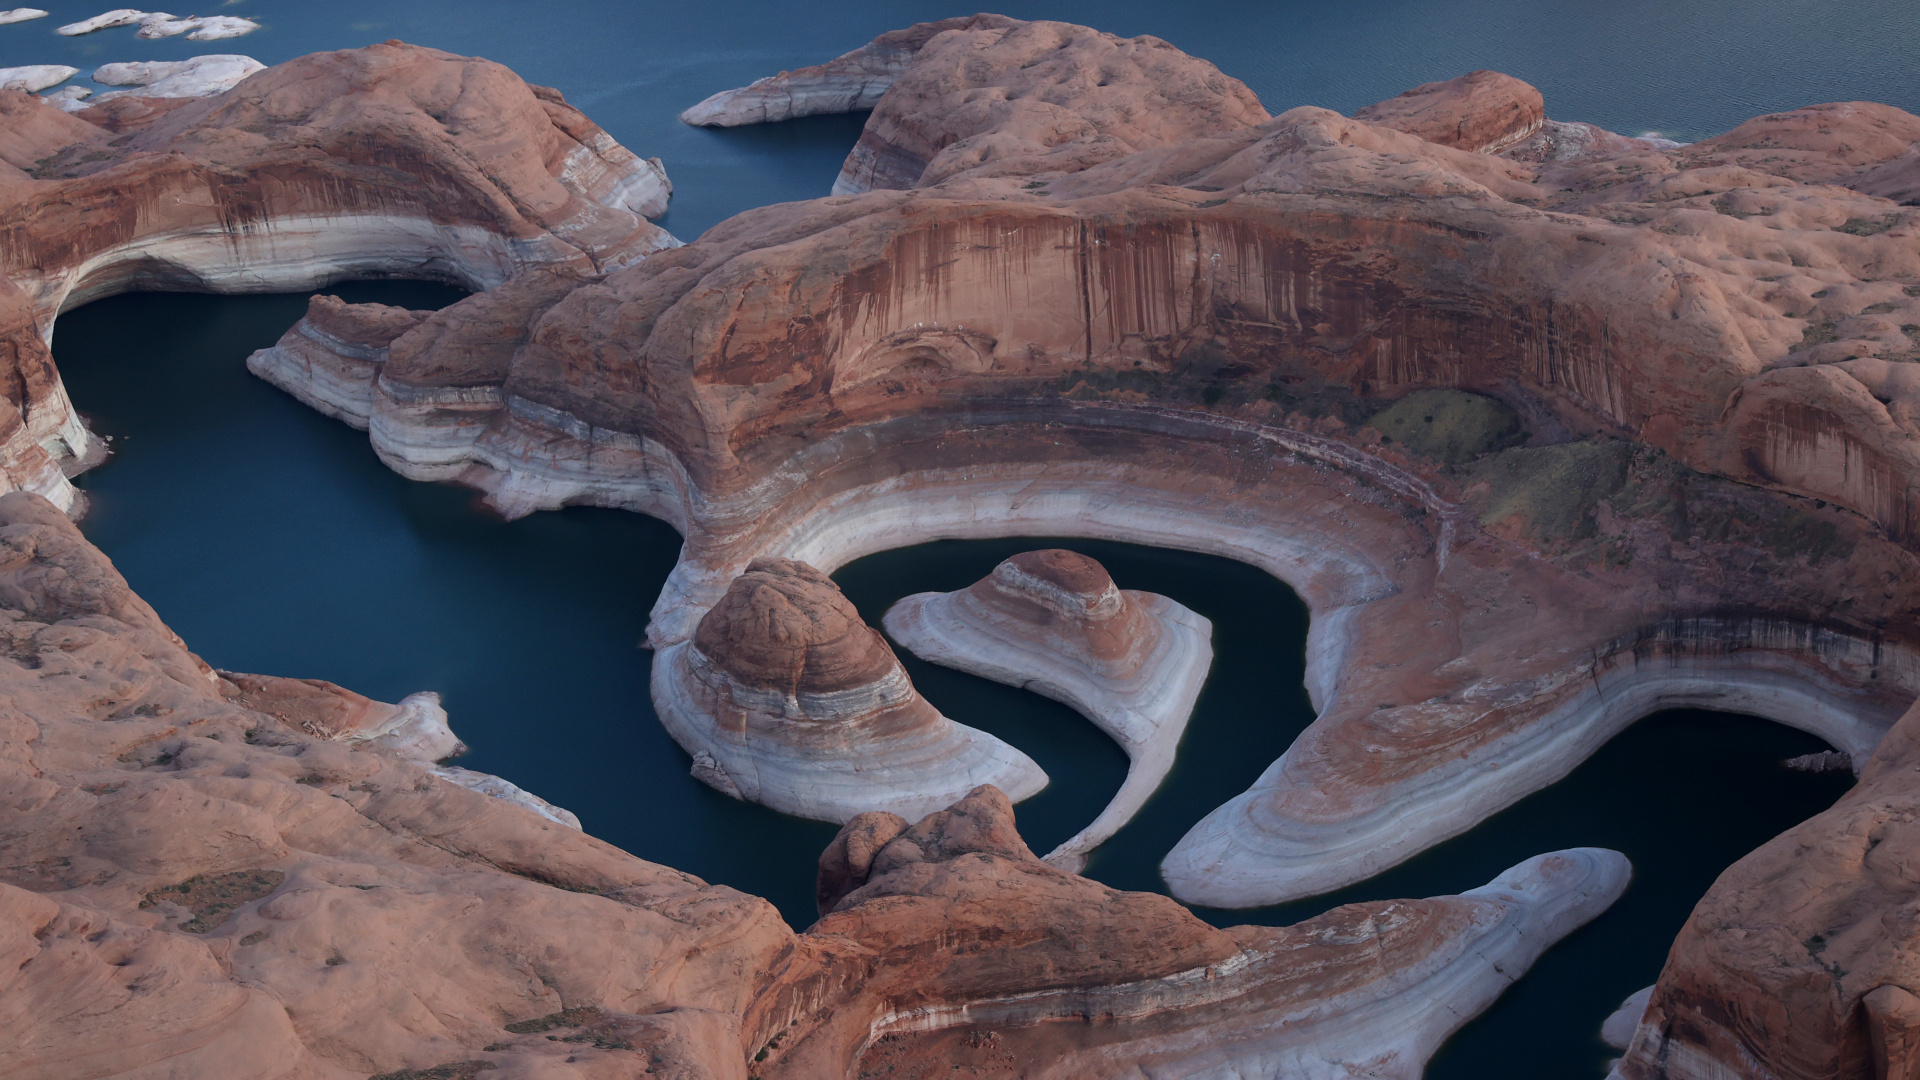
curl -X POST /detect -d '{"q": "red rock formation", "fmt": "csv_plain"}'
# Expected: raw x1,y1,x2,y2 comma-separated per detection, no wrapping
0,496,1628,1077
653,557,1047,822
1352,68,1546,152
265,36,1920,914
884,549,1213,869
754,786,1628,1078
823,16,1270,192
0,41,676,511
1614,696,1920,1080
6,21,1920,1075
680,14,1019,127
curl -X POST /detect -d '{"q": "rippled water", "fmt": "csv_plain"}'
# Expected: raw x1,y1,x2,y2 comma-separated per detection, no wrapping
26,0,1904,1074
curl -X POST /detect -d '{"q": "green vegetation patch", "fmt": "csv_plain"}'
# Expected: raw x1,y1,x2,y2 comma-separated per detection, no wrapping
505,1006,604,1035
1837,215,1899,236
1367,389,1525,465
369,1062,496,1080
139,869,285,933
1465,439,1633,541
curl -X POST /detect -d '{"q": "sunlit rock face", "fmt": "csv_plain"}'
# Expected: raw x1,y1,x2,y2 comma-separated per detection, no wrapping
653,556,1047,823
885,549,1212,870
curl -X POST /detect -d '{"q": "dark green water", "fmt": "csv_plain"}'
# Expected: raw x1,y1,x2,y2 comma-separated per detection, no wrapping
54,285,1853,1076
29,0,1901,1072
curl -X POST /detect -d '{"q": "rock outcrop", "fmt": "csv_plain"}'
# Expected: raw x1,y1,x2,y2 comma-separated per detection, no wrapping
91,55,265,101
1352,68,1546,152
679,14,1017,127
225,26,1920,919
1611,696,1920,1079
0,41,676,513
652,557,1047,823
884,549,1212,870
0,499,1628,1077
767,786,1630,1078
246,294,435,428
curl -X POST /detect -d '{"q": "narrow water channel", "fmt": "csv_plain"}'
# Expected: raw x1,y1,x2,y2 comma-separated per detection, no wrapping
54,285,1854,1079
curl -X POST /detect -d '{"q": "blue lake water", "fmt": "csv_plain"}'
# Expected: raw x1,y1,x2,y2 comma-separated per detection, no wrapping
20,0,1905,1075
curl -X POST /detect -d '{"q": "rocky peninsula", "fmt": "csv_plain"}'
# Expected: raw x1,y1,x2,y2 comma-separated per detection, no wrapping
0,14,1913,1077
652,556,1047,823
884,548,1212,870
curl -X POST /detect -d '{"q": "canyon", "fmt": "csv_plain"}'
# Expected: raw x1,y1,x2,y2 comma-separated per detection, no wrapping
0,13,1916,1078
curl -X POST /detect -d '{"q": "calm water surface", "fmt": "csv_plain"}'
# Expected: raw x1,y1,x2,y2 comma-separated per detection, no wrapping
31,0,1896,1075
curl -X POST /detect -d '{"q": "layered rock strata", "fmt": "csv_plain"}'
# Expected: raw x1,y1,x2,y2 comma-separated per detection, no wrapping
248,27,1920,914
0,501,1620,1077
765,786,1630,1078
679,14,1016,127
246,294,434,428
0,41,676,512
90,55,265,101
652,557,1047,823
884,548,1212,870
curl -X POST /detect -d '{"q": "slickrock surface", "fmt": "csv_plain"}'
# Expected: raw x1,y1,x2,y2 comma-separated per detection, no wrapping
680,14,1016,127
827,17,1270,193
653,557,1046,823
767,786,1629,1078
0,491,789,1079
885,549,1212,870
1611,696,1920,1079
247,294,436,428
1352,68,1546,152
0,504,1623,1077
0,41,675,513
271,24,1920,914
0,9,49,25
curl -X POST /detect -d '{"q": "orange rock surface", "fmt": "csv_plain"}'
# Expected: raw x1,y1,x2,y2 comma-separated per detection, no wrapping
0,21,1916,1077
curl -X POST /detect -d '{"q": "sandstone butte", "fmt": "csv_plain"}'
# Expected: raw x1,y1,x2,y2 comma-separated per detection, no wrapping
0,12,1913,1077
883,548,1213,871
652,555,1047,823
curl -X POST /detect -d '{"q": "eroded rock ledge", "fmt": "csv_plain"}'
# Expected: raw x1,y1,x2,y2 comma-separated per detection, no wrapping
0,491,1628,1076
651,556,1046,823
1,21,1916,1077
884,548,1213,870
0,40,676,512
